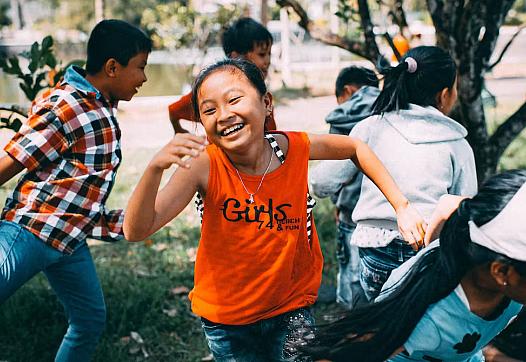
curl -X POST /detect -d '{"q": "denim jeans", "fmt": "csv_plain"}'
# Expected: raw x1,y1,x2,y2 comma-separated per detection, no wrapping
0,221,106,362
359,238,417,301
335,221,365,309
201,307,314,361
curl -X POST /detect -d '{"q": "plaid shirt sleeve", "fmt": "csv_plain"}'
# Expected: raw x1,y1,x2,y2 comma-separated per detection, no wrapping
4,107,69,172
90,206,125,242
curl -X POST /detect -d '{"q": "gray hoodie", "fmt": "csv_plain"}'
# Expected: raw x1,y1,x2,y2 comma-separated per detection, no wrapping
311,104,478,231
325,86,380,224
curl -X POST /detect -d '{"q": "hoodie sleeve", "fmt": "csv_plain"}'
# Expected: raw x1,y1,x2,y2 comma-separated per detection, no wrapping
449,140,478,197
310,159,358,198
310,120,371,198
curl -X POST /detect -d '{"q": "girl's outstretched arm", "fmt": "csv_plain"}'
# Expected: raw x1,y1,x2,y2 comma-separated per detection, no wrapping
309,133,426,247
124,134,208,241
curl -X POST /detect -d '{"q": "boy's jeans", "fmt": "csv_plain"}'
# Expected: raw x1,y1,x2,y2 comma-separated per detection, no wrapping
359,238,417,301
335,221,365,309
201,307,314,361
0,221,106,362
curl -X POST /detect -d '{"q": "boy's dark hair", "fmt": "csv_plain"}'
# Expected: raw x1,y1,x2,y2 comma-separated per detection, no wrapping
372,45,456,114
192,58,266,123
335,66,378,97
86,19,152,75
221,17,273,56
301,169,526,362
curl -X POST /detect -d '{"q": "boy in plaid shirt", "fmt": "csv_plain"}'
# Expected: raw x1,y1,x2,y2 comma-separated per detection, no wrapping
0,20,151,361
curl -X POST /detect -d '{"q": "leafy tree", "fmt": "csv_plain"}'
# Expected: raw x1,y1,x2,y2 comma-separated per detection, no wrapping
0,35,84,131
0,0,10,26
277,0,526,183
141,2,242,51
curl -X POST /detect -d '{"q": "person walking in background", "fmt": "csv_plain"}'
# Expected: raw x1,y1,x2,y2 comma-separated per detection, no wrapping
312,66,379,308
311,46,478,302
0,20,151,361
168,17,276,134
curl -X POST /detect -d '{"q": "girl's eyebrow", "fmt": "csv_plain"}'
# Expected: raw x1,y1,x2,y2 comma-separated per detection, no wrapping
199,87,245,105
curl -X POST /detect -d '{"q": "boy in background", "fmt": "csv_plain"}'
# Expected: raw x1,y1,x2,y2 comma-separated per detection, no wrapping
168,17,276,133
0,20,151,361
313,66,379,308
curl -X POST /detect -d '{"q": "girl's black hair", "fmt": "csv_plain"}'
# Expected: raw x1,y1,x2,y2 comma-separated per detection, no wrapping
191,58,267,123
372,46,456,114
303,169,526,362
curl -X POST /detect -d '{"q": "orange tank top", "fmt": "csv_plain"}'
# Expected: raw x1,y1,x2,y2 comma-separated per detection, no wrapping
189,131,323,325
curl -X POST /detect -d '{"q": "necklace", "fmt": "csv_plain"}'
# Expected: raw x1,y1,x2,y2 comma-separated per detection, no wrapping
234,146,274,204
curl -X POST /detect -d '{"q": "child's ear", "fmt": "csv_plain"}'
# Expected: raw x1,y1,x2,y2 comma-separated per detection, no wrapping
435,87,449,111
104,58,118,78
489,261,511,288
264,92,273,115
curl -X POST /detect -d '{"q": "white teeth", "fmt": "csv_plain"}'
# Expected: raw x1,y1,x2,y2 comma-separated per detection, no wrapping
222,123,244,136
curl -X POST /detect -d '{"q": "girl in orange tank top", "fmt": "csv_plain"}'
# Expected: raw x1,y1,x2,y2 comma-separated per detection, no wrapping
123,59,426,361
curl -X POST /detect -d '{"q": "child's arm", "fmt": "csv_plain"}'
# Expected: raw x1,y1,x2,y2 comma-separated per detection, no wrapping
0,155,25,186
309,133,426,247
168,92,194,134
123,134,208,241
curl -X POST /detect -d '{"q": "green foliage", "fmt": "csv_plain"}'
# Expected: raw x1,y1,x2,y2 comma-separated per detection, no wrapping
0,35,84,101
0,35,84,131
0,0,10,26
141,2,242,50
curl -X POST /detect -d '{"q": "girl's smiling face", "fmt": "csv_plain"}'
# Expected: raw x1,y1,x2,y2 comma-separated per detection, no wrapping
197,67,272,152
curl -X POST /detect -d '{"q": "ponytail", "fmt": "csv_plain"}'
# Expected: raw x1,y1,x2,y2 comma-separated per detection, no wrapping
372,46,456,114
302,170,526,362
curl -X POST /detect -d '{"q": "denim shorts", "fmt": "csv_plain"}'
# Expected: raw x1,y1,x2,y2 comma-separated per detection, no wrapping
359,239,417,301
201,307,314,361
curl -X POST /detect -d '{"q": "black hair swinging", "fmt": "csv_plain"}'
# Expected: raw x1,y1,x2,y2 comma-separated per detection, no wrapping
302,169,526,362
372,46,456,114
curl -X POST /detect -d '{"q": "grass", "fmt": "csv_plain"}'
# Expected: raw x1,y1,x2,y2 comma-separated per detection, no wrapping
0,145,339,361
1,100,526,361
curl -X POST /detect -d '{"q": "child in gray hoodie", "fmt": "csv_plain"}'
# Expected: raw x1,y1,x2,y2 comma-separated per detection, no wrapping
322,66,379,308
311,46,478,301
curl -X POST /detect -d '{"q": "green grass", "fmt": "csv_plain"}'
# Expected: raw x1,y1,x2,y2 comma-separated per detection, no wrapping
0,149,339,361
2,100,525,360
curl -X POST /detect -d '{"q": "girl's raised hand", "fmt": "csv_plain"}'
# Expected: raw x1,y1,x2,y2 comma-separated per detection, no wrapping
149,134,208,171
395,201,427,251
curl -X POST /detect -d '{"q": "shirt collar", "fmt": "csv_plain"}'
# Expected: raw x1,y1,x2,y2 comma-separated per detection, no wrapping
63,65,104,100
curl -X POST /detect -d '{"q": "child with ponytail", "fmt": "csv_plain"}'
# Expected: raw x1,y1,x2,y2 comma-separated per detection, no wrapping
304,169,526,362
311,45,477,301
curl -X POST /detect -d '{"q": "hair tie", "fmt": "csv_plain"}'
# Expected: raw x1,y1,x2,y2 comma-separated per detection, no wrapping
404,57,418,73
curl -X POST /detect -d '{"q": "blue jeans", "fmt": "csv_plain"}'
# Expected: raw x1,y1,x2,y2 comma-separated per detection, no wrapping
0,221,106,362
335,221,365,309
201,307,314,361
359,238,417,301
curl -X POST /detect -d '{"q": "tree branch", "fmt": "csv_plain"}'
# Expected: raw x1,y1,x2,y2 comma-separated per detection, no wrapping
489,100,526,160
487,24,526,71
276,0,373,62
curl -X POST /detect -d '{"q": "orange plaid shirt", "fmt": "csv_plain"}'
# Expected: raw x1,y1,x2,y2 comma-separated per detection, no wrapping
2,66,124,254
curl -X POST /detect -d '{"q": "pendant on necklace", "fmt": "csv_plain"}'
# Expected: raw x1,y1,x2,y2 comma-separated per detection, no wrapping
246,194,255,204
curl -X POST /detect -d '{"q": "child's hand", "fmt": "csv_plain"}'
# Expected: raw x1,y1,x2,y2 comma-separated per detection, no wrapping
149,134,207,171
396,201,427,251
423,194,468,246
